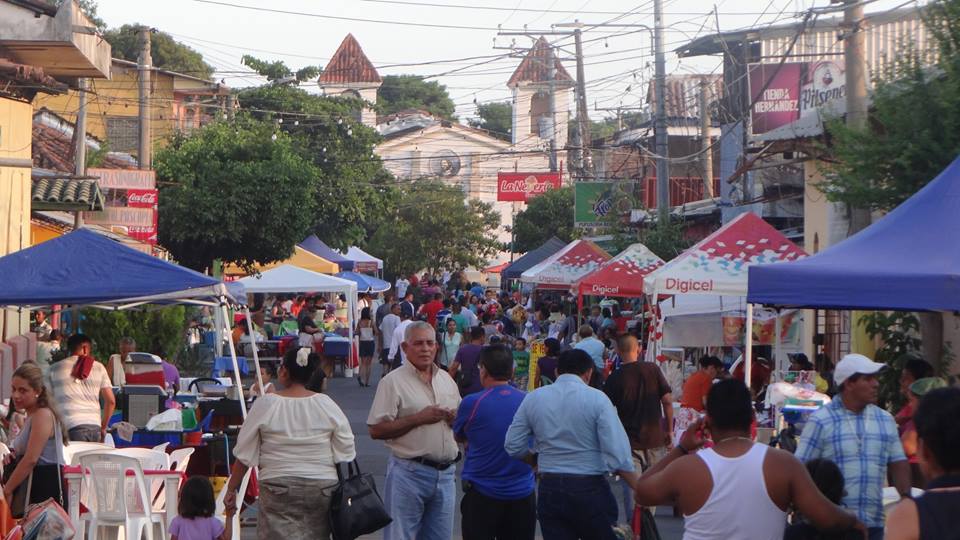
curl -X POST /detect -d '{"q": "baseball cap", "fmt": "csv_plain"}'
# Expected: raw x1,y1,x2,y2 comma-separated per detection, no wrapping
834,353,885,386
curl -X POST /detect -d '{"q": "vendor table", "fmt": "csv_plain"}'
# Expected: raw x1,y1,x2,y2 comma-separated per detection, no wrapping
212,356,249,377
64,466,182,540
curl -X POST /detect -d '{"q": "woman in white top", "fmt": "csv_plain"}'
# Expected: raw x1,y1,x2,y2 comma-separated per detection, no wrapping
224,347,356,540
439,317,462,370
356,307,376,388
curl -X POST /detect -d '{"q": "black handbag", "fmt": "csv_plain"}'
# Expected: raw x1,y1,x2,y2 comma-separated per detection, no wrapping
328,460,392,540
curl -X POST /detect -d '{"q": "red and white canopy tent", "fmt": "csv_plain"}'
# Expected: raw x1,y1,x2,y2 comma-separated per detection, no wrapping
574,242,665,315
642,212,808,382
520,239,611,290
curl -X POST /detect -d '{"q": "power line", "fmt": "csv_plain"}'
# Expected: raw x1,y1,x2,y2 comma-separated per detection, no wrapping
353,0,789,16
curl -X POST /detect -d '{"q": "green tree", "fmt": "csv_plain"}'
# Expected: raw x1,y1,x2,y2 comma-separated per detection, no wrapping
155,116,319,271
241,55,321,83
377,75,457,120
104,25,215,79
640,218,692,261
236,84,397,249
367,181,501,276
818,0,960,211
512,186,576,253
468,101,512,140
82,307,188,363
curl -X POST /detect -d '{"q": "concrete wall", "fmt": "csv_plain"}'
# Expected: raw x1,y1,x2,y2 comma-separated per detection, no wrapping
0,97,33,340
511,85,571,151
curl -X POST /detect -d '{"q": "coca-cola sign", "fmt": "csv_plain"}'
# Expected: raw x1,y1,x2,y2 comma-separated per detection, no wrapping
496,172,561,202
126,189,158,208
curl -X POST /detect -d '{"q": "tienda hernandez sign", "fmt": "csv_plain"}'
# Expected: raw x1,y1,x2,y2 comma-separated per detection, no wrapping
497,172,561,202
748,60,846,136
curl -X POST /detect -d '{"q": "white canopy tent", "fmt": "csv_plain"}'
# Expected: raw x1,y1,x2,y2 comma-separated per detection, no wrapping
642,213,807,382
342,246,384,270
237,265,359,352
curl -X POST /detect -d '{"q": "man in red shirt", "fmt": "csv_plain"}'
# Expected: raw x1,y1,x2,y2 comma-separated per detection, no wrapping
420,293,445,328
681,356,722,412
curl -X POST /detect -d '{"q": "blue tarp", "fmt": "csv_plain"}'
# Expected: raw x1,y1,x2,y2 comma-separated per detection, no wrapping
0,228,232,306
501,237,567,281
748,155,960,311
335,271,390,293
298,235,353,271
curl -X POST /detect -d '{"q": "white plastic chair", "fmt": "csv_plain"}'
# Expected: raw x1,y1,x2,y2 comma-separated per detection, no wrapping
215,468,251,540
153,448,194,512
79,453,165,540
150,442,169,454
109,448,170,470
63,442,112,465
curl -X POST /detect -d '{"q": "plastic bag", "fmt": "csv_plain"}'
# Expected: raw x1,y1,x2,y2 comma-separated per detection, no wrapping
145,408,183,431
20,498,75,540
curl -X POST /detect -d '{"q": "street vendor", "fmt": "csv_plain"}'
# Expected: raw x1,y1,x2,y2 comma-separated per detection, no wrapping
297,304,322,348
106,336,136,386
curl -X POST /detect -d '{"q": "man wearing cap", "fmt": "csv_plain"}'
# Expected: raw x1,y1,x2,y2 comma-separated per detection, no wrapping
796,353,912,540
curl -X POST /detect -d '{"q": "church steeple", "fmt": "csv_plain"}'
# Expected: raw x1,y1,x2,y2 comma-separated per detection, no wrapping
319,34,382,128
506,37,574,149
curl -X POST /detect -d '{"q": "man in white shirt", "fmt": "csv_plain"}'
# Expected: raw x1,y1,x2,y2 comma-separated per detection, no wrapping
389,310,414,368
379,302,402,374
48,334,116,442
395,278,410,299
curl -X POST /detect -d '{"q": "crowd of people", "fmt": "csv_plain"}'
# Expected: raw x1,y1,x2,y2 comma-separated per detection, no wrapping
3,274,958,540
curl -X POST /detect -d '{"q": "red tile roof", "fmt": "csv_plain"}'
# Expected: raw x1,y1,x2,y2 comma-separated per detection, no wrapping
32,122,131,173
507,37,574,87
319,34,382,84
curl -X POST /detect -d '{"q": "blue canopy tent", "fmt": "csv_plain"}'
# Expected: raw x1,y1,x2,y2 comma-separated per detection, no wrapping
335,271,391,293
501,237,567,282
298,235,353,271
0,228,258,420
748,155,960,311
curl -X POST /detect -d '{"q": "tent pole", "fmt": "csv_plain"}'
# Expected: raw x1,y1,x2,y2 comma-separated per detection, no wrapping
348,289,356,376
774,309,782,382
745,303,754,393
244,306,265,394
219,299,247,418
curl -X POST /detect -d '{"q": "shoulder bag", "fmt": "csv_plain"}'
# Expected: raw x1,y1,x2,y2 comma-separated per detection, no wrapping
328,460,392,540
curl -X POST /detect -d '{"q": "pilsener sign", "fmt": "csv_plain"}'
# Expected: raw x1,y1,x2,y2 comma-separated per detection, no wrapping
497,172,561,202
748,60,846,136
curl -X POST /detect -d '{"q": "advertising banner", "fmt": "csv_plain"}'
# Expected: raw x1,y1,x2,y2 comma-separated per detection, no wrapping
88,168,156,190
748,60,846,137
574,181,636,225
84,174,159,245
496,172,562,202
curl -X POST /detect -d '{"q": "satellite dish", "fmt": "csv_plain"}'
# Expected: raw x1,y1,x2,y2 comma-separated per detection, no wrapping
430,150,461,177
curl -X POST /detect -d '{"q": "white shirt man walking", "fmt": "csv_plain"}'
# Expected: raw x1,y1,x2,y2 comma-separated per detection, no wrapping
47,334,116,442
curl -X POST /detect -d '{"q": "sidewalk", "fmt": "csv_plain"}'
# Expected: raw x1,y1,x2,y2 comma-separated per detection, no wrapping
243,375,684,539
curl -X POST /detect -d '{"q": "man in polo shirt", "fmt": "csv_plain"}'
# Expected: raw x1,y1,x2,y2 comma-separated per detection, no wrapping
368,321,462,540
48,334,115,442
796,353,912,540
454,344,535,540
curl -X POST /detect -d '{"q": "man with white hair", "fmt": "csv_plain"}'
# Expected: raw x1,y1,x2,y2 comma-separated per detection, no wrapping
368,321,462,540
796,353,912,540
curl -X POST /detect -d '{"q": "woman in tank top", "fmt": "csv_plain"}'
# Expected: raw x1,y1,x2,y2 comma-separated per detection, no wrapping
356,307,376,387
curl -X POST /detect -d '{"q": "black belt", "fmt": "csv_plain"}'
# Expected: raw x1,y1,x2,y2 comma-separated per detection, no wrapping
407,452,461,471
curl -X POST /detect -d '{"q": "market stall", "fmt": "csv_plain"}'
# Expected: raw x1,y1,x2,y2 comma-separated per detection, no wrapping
500,236,567,285
643,212,808,383
340,246,383,276
237,265,358,374
574,242,664,324
299,234,354,271
520,239,611,290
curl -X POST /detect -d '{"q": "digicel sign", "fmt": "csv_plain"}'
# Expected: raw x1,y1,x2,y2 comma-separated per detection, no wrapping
497,172,561,202
664,278,714,293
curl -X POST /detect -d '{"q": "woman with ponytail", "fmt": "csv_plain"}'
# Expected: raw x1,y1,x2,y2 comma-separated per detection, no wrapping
2,363,67,514
223,347,356,539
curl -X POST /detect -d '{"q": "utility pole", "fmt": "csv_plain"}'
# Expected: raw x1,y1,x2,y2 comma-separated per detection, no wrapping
73,78,87,229
699,78,714,198
574,28,593,179
844,0,870,234
545,43,558,172
653,0,670,222
138,26,153,170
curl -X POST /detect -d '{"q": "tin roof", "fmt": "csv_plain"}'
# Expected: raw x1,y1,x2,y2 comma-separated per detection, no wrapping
319,34,382,84
507,37,574,87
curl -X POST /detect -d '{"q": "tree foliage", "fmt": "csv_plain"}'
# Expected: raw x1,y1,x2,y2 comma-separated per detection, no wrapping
512,187,576,253
82,307,188,363
640,219,692,261
241,55,321,83
155,116,319,272
236,84,396,249
859,311,922,411
468,101,512,140
819,0,960,211
104,25,215,79
377,75,457,120
367,181,502,276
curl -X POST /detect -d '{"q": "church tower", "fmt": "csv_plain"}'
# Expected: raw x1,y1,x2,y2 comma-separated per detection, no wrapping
319,34,382,128
507,37,574,151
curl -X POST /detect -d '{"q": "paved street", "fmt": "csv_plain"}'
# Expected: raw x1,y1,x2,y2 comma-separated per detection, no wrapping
244,374,685,539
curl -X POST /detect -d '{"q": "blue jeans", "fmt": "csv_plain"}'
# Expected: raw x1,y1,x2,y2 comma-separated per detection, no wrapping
538,474,619,540
868,527,884,540
383,455,456,540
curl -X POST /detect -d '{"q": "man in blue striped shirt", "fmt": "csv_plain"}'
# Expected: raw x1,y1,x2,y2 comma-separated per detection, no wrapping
796,353,912,540
505,349,636,539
